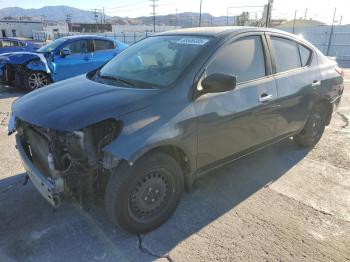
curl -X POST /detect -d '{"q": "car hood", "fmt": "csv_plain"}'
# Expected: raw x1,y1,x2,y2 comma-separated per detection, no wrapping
0,51,44,64
12,75,159,131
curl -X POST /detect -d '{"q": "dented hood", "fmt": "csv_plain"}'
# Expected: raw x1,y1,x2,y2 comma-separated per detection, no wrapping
0,52,46,64
12,75,159,131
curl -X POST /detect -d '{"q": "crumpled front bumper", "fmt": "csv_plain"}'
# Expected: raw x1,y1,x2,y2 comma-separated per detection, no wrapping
15,134,64,207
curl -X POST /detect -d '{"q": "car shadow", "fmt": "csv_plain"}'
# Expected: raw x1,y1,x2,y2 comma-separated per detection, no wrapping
0,85,27,99
0,138,310,261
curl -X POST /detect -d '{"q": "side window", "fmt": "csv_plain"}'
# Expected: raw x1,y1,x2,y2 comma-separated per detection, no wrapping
298,44,312,67
94,40,114,51
206,35,266,84
2,40,13,47
64,40,89,54
270,36,301,73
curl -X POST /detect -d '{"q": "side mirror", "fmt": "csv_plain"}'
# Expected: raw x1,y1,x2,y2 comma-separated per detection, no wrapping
60,48,71,57
201,73,237,94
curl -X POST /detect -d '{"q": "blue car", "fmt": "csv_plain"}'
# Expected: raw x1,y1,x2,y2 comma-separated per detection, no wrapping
0,35,128,90
0,37,42,54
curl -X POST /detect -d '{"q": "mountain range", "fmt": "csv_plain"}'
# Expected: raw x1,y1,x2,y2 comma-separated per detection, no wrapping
0,5,236,26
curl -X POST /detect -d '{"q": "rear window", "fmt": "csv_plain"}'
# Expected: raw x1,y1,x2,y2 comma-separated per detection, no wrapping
271,36,301,73
94,40,114,51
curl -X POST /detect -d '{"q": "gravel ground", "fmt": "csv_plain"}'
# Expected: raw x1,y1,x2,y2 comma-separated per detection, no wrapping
0,70,349,262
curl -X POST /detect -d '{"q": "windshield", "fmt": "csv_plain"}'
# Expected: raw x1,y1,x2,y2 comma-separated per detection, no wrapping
36,38,66,53
97,35,210,88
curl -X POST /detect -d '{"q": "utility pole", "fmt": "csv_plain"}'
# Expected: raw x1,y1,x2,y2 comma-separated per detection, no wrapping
339,15,343,25
103,7,105,24
92,9,99,32
292,10,297,33
326,7,336,55
199,0,202,27
226,8,229,25
265,0,273,27
304,8,308,20
150,0,158,32
65,14,71,24
92,9,99,24
175,9,178,29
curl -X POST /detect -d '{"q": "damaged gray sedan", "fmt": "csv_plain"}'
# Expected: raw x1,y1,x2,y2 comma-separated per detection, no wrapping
9,27,344,234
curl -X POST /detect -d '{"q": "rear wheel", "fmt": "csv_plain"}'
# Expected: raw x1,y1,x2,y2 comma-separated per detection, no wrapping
24,71,50,91
293,104,326,148
105,152,184,234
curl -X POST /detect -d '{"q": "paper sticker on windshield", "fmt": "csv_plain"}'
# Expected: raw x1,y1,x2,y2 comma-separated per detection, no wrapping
177,38,208,45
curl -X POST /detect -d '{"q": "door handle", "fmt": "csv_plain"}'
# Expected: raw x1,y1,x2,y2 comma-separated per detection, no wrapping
311,80,321,87
259,94,273,103
83,57,91,61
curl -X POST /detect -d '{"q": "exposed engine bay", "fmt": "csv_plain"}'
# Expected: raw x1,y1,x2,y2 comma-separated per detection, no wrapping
16,118,121,207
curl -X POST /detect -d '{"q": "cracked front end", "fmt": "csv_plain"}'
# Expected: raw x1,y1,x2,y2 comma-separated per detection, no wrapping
15,118,121,207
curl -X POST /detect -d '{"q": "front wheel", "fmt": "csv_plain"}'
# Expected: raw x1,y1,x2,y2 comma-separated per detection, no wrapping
293,104,326,148
105,152,184,234
24,71,51,91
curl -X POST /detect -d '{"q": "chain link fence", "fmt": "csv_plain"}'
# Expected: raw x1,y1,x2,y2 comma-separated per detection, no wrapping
280,25,350,67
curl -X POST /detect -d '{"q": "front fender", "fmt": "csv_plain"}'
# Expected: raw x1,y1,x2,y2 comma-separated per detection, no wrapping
103,102,197,172
26,59,50,73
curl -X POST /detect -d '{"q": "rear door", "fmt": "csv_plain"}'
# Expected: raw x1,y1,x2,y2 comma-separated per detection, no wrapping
53,39,94,81
92,39,116,68
195,33,279,169
267,34,321,136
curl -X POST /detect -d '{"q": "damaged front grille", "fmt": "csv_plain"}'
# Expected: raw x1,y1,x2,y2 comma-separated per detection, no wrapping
17,118,121,176
0,64,25,87
16,118,121,207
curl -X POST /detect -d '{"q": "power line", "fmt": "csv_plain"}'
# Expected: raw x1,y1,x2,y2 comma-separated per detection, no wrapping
106,1,149,10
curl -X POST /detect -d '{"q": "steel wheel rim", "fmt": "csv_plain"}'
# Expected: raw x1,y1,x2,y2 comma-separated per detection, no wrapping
28,72,48,90
128,169,175,224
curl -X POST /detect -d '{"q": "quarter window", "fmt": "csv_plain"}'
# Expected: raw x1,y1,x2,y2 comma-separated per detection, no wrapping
94,40,114,51
298,44,312,66
206,35,266,84
270,36,301,73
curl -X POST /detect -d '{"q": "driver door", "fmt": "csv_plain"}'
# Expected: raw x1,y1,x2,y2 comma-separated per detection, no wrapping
53,39,93,81
195,34,279,169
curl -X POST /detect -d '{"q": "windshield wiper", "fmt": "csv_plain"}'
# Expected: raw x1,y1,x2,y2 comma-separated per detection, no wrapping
99,74,135,87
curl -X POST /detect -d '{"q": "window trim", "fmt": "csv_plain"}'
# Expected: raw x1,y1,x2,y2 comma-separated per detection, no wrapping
265,33,314,76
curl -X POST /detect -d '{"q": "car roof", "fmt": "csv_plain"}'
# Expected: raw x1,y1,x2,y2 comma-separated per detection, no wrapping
0,37,24,42
61,35,114,41
155,26,298,38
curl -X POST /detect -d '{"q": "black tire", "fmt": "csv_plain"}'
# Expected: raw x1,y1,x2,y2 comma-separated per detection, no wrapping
293,104,326,148
105,152,184,234
24,70,51,91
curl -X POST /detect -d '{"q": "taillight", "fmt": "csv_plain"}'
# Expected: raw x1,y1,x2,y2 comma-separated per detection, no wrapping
335,67,344,77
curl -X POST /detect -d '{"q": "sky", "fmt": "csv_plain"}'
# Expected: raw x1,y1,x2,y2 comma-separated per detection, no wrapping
0,0,349,25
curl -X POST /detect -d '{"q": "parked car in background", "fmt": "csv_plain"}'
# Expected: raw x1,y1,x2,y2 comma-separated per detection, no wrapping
0,37,42,54
0,35,128,90
9,27,343,234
